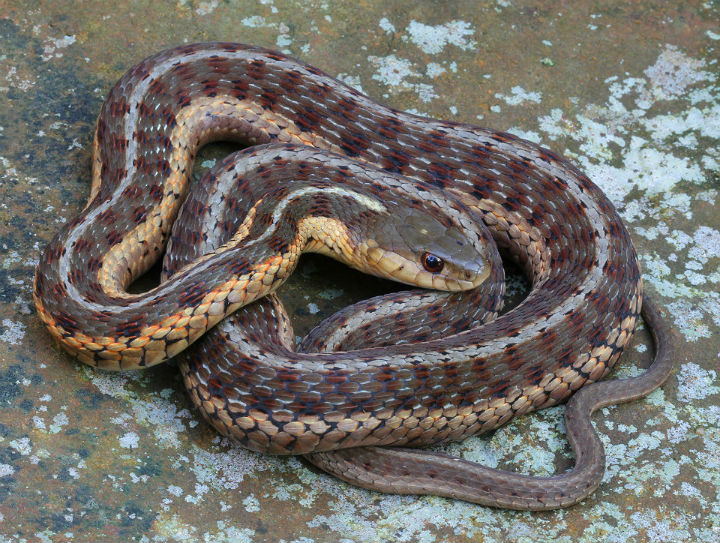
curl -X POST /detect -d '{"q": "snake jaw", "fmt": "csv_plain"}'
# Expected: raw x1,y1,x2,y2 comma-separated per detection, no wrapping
424,258,492,291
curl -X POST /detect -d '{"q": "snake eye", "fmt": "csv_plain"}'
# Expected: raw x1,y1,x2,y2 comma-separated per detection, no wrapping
421,252,444,273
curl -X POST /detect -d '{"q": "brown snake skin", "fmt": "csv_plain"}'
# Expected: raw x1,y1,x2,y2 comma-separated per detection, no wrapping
32,43,674,510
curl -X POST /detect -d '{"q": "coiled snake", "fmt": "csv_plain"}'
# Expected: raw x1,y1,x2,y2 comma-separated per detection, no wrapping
33,43,673,510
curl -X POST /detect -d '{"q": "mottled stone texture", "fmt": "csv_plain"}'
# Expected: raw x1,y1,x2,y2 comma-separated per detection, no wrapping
0,1,718,542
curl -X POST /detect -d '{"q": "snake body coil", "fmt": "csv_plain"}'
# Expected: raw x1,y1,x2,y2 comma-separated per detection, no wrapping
33,43,673,509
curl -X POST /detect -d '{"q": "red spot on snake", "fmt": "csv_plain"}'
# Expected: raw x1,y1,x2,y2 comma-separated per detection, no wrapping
276,370,300,381
52,281,68,298
469,144,491,160
177,280,207,307
308,194,332,217
264,51,285,62
44,243,65,264
537,149,562,164
280,70,303,91
149,78,166,95
490,132,518,144
246,59,267,80
132,206,147,224
109,99,130,117
87,256,102,272
148,184,163,201
427,161,455,183
335,97,359,122
156,134,173,151
381,149,411,174
122,185,143,200
171,62,195,79
132,64,151,81
109,134,127,152
133,155,150,174
114,319,144,338
228,256,252,276
221,43,242,53
160,108,176,128
259,90,278,109
266,235,290,254
326,374,349,385
89,310,113,323
105,230,123,246
309,81,332,99
176,90,192,108
97,209,117,226
55,310,80,334
417,139,439,153
202,79,219,97
295,107,323,132
207,56,231,74
156,158,172,175
133,130,151,145
339,130,370,156
230,79,249,99
72,238,93,253
553,176,570,191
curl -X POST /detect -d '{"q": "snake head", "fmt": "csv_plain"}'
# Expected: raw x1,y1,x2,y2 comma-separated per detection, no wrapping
357,198,499,292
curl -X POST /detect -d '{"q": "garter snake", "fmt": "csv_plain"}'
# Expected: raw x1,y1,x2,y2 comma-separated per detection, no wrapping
33,42,674,510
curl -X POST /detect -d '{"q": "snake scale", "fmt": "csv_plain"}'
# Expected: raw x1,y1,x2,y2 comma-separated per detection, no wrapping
33,42,673,510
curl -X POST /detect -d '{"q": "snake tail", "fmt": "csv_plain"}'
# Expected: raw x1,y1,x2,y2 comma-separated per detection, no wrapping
305,296,674,510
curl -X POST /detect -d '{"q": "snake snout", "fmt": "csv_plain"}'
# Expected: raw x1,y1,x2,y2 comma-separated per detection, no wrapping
445,257,493,291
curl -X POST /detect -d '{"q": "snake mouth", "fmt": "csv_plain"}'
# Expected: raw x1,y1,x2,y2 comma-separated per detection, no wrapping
431,262,492,291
